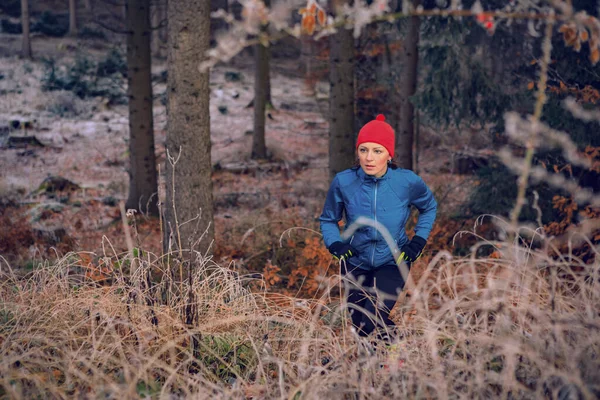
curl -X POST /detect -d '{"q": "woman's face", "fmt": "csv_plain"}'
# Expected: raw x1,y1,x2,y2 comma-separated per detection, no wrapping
357,142,391,178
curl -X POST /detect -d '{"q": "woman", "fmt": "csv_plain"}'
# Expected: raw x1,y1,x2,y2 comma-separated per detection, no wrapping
320,114,437,338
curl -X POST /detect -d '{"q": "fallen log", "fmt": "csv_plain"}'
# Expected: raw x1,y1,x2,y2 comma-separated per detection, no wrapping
215,160,307,174
5,136,45,148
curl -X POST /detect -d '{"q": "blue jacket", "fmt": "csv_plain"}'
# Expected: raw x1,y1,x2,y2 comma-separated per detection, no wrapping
320,167,437,270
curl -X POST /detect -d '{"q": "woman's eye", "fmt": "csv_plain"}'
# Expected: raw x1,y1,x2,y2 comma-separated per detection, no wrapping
375,150,381,154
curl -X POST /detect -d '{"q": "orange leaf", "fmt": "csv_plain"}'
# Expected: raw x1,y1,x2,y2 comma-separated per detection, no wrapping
317,9,326,26
527,82,535,90
559,80,567,91
302,14,316,35
590,48,600,65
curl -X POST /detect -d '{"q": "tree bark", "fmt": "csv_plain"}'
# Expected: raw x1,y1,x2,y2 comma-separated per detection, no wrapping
125,0,159,216
164,0,214,255
69,0,78,36
328,2,355,180
20,0,32,59
395,0,421,170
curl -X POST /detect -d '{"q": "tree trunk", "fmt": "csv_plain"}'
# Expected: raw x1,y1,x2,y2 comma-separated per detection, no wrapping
164,0,214,255
69,0,78,36
125,0,159,216
251,28,270,159
84,0,93,12
328,7,355,180
395,0,421,170
20,0,32,59
151,0,166,58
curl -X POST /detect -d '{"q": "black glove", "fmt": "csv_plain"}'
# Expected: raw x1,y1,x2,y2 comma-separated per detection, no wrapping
398,236,427,262
328,241,359,261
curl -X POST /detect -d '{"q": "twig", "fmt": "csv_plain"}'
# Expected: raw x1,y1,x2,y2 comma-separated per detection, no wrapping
509,19,555,228
166,147,183,259
119,201,137,278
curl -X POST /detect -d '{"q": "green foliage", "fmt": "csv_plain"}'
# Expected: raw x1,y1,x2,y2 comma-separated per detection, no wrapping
40,51,127,104
0,309,16,333
418,11,600,220
96,48,127,78
467,162,560,223
0,0,20,18
415,18,527,129
32,11,69,37
136,380,161,398
198,334,257,382
542,98,600,148
1,19,21,34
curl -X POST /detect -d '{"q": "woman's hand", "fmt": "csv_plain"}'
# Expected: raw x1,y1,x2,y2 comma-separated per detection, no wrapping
398,236,427,262
328,242,359,261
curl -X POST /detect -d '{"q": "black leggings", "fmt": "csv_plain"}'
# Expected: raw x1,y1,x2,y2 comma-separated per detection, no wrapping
342,262,408,337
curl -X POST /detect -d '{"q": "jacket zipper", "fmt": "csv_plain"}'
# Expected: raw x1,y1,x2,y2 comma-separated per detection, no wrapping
371,180,378,266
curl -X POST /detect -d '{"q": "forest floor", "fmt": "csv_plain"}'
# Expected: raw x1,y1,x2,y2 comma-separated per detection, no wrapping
0,31,479,287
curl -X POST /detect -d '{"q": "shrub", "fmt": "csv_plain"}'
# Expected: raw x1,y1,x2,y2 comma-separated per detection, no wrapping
0,18,21,34
32,11,69,37
96,48,127,77
47,91,84,117
40,54,126,105
77,26,107,40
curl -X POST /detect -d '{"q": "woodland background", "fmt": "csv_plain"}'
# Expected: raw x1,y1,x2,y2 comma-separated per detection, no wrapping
0,0,599,398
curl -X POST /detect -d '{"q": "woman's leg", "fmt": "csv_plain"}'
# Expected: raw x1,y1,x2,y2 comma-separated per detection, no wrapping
342,264,374,336
360,263,408,336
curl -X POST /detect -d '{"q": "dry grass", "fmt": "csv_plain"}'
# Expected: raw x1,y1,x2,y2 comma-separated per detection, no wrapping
1,228,598,399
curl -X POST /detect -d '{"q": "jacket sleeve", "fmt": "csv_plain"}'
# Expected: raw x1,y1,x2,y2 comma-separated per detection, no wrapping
410,175,437,241
319,175,344,248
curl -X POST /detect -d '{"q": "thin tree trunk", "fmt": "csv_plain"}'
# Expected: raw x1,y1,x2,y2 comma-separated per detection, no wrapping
164,0,214,256
300,37,313,93
20,0,32,59
252,32,270,159
125,0,159,216
151,0,166,57
84,0,93,12
328,5,355,180
69,0,78,36
159,0,168,43
395,0,421,170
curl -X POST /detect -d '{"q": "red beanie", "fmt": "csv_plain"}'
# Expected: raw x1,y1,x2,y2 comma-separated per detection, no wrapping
356,114,395,157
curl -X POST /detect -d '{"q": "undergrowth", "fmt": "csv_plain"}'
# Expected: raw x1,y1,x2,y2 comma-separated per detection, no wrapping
1,226,598,399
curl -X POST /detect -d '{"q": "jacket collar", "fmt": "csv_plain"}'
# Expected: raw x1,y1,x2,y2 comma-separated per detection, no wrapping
356,166,391,182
